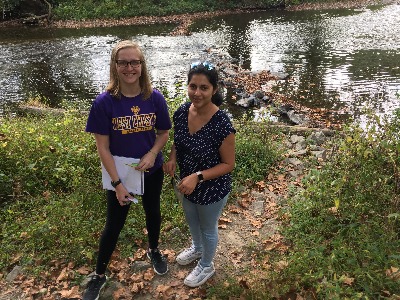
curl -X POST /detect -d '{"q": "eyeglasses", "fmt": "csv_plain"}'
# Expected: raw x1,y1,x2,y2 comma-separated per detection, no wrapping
116,60,142,68
190,61,215,71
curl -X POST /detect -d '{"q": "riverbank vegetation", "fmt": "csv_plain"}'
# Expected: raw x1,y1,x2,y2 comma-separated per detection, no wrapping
1,0,383,23
0,91,399,298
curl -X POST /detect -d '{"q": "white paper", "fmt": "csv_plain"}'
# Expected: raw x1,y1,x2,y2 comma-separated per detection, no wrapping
102,156,144,195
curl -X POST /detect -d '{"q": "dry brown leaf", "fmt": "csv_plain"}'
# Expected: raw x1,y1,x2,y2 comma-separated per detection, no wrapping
275,260,288,270
328,207,338,214
219,217,232,223
56,268,69,282
59,285,80,298
256,181,266,189
241,191,249,197
143,268,155,281
250,219,262,228
155,284,172,294
133,248,147,260
76,265,92,275
130,281,144,293
386,266,400,280
20,232,28,238
342,276,355,285
162,248,176,259
227,205,242,214
263,240,277,251
176,270,187,280
114,286,132,299
238,199,250,209
129,273,143,282
168,280,183,287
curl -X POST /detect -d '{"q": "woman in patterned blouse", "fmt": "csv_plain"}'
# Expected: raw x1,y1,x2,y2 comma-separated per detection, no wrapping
164,61,236,287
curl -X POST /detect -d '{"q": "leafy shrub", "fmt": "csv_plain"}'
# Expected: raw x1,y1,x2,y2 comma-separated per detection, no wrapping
233,117,283,188
0,112,99,199
273,109,400,299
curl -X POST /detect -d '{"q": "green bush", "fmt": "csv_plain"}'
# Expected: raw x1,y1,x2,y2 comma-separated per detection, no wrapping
0,112,99,199
273,109,400,299
233,118,283,188
51,0,284,20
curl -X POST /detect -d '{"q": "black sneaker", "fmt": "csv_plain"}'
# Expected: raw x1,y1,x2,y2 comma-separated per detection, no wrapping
147,248,168,275
82,274,107,300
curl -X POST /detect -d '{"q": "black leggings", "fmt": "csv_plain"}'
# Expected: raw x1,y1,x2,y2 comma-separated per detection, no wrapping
95,167,164,275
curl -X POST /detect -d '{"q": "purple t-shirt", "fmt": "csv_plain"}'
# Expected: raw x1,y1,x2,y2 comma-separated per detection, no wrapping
86,89,172,176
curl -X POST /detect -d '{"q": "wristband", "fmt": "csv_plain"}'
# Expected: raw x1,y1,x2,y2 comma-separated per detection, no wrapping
111,179,121,188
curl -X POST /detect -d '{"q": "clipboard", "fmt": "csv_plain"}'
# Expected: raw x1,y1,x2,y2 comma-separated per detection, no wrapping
101,156,144,195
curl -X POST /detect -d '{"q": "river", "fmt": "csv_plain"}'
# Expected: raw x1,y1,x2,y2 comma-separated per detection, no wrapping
0,3,399,123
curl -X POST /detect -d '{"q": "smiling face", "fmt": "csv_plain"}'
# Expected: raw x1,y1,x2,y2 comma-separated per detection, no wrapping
187,74,217,109
115,47,142,88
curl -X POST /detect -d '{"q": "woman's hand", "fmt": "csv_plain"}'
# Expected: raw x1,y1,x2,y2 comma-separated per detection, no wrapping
115,184,133,206
163,160,176,177
135,151,156,172
178,173,198,195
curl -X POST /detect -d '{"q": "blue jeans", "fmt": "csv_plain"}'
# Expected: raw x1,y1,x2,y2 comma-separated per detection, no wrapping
181,193,229,267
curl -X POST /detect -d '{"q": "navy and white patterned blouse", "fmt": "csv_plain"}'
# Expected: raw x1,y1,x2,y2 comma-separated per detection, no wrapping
173,102,236,205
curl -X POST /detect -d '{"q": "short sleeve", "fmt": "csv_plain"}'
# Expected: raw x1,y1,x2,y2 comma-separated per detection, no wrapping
85,93,112,135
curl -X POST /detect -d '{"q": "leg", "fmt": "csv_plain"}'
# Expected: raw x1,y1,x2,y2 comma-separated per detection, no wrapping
142,167,168,275
141,167,164,249
181,197,203,252
95,190,130,275
197,194,229,267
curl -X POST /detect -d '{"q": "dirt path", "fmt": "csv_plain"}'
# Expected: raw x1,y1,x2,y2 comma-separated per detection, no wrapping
89,131,314,300
93,184,289,299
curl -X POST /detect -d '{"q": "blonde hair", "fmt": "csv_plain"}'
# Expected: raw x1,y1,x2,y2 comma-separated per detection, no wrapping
106,40,153,100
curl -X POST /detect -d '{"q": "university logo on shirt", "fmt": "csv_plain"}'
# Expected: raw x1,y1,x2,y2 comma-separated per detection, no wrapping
112,106,156,134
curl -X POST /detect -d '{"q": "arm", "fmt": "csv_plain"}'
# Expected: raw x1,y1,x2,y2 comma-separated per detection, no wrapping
94,133,131,206
163,143,177,177
179,133,235,195
135,129,169,172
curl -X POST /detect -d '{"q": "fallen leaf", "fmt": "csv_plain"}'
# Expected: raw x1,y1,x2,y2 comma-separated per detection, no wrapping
56,268,69,282
76,265,92,275
59,285,80,298
143,268,154,281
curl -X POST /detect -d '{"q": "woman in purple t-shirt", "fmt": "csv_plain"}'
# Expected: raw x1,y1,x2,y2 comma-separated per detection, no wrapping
83,40,171,300
164,62,236,288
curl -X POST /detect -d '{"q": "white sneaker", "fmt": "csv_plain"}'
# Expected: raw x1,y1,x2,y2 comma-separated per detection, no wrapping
184,262,215,287
176,245,202,265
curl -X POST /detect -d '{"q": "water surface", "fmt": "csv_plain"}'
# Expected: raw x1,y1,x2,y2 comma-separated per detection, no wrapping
0,4,399,122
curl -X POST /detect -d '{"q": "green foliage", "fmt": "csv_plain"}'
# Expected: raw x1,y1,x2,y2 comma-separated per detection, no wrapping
269,109,400,299
0,89,281,274
1,0,21,11
51,0,283,20
233,117,283,187
0,112,99,199
0,104,187,272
